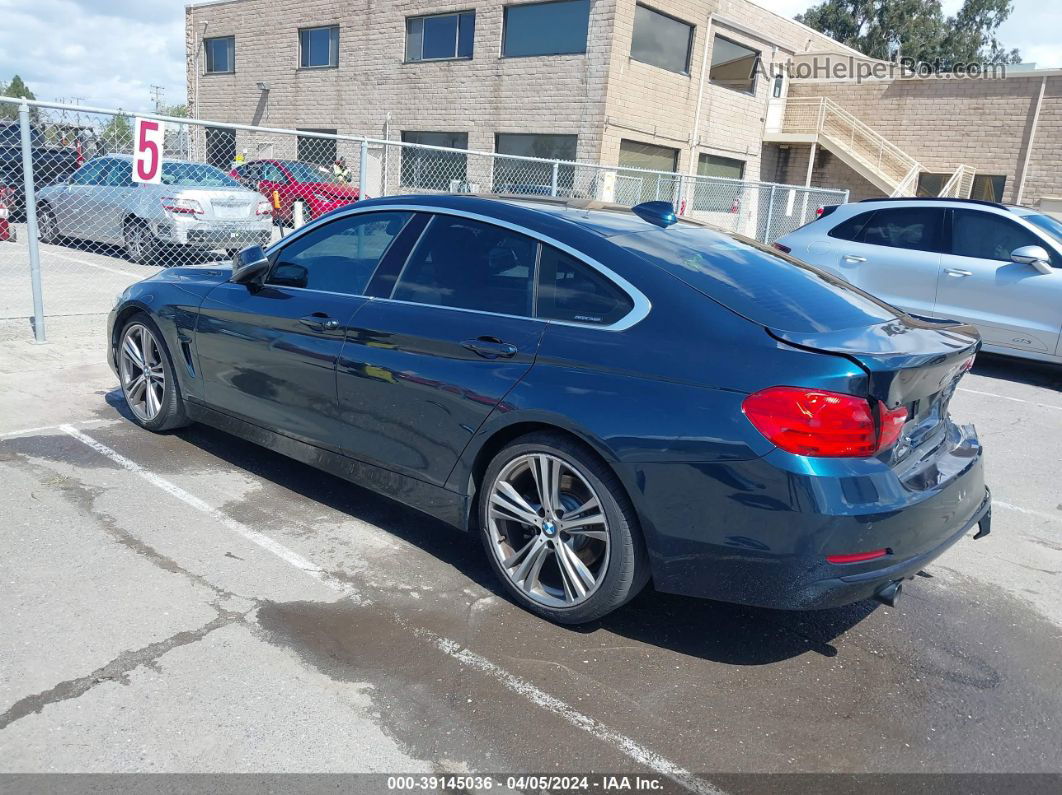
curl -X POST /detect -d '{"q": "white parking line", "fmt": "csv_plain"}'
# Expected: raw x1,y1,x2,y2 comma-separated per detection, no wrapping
958,387,1062,412
57,424,720,795
994,501,1062,525
59,424,358,598
0,418,121,440
41,246,156,279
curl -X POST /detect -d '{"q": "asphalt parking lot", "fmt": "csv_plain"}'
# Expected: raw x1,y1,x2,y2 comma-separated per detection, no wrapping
0,267,1060,786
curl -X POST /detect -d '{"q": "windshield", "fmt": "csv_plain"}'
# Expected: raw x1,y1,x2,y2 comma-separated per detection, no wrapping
1022,212,1062,244
281,160,341,184
161,162,241,188
613,224,900,334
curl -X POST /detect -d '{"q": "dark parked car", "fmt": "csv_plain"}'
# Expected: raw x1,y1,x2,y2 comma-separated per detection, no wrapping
0,120,81,216
108,195,991,624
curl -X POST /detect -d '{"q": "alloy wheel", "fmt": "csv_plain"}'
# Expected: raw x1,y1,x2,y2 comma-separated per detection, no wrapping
119,323,166,422
486,453,610,608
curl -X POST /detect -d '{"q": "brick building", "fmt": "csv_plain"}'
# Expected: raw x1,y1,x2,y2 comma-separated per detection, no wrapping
185,0,1061,208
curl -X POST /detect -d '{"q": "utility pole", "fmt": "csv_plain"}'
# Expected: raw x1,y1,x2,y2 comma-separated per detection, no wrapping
150,85,165,112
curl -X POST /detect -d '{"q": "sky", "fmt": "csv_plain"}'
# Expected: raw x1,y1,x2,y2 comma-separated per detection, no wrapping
0,0,1055,112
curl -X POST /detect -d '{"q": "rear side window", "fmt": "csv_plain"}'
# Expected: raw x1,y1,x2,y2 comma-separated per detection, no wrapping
827,211,874,242
613,225,899,333
950,209,1056,265
393,216,537,317
269,211,411,294
860,207,943,252
537,245,633,325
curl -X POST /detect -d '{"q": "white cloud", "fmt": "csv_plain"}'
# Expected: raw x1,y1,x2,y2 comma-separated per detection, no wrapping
0,0,186,111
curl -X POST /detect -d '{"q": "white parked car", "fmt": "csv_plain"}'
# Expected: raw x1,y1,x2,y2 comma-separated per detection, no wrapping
36,155,274,263
775,198,1062,365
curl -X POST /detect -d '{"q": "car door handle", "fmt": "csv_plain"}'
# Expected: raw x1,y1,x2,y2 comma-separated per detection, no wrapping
299,313,340,331
945,268,973,277
842,255,866,263
462,337,518,359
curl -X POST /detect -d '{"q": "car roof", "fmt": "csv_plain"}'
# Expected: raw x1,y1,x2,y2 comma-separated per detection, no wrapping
347,193,704,239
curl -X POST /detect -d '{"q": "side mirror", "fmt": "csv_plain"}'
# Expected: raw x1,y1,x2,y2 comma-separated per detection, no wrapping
1011,245,1053,275
231,246,270,285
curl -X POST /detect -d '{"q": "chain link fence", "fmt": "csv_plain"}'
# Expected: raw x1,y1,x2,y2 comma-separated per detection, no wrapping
0,97,847,341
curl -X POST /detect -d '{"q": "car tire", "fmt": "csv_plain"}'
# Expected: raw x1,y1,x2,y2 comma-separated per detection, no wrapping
116,313,189,432
37,204,59,244
124,219,159,264
479,432,650,624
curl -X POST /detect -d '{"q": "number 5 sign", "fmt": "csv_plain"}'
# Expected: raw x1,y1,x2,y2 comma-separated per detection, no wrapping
133,117,166,184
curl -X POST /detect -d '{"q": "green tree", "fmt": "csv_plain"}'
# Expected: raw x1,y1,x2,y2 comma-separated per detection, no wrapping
159,103,189,118
796,0,1021,67
99,113,133,151
0,74,39,122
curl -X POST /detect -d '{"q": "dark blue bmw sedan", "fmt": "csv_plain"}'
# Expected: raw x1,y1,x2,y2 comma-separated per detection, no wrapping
108,194,991,624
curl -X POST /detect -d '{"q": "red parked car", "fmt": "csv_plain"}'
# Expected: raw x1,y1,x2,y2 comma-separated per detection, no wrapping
230,159,362,224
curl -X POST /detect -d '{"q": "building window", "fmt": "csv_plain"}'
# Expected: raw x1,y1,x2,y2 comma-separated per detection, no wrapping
494,133,578,196
971,174,1006,202
917,172,948,197
709,35,760,94
617,139,680,205
300,26,339,69
630,5,693,75
693,154,746,211
406,11,475,61
205,127,236,168
503,0,590,58
204,36,235,74
297,129,338,166
401,132,470,191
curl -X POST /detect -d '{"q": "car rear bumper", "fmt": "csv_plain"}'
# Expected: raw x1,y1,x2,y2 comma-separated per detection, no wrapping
625,420,988,610
158,219,272,249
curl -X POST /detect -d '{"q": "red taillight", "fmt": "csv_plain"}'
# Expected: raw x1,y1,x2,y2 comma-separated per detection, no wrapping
815,205,825,217
742,386,908,458
773,242,791,254
827,549,888,564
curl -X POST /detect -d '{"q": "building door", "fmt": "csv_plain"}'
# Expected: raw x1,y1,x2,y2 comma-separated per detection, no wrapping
205,127,236,169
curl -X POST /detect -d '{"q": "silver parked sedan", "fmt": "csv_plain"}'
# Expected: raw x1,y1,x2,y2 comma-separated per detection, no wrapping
775,198,1062,365
36,155,274,263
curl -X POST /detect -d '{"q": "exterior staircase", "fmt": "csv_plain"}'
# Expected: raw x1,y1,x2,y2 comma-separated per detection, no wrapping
765,96,974,199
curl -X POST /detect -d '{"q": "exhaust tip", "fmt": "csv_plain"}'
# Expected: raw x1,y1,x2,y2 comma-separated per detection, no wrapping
874,580,903,607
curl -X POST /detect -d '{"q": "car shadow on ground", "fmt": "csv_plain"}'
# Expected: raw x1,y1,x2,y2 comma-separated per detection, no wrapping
90,395,877,666
45,236,230,266
971,352,1062,392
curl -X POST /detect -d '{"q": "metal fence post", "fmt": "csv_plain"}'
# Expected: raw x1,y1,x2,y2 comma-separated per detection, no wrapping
764,184,777,243
550,162,559,197
19,103,46,343
359,138,370,198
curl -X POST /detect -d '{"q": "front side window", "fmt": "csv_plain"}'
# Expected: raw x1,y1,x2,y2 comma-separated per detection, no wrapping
392,216,537,317
300,26,339,68
950,209,1053,264
259,162,288,183
401,132,469,190
406,12,475,61
204,36,235,74
537,246,633,325
494,133,578,196
709,35,759,94
269,211,412,294
630,4,693,75
503,0,590,57
69,158,108,186
860,207,944,252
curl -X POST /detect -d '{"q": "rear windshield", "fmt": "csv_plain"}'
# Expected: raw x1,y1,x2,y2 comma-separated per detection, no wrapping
160,162,240,188
613,225,899,333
